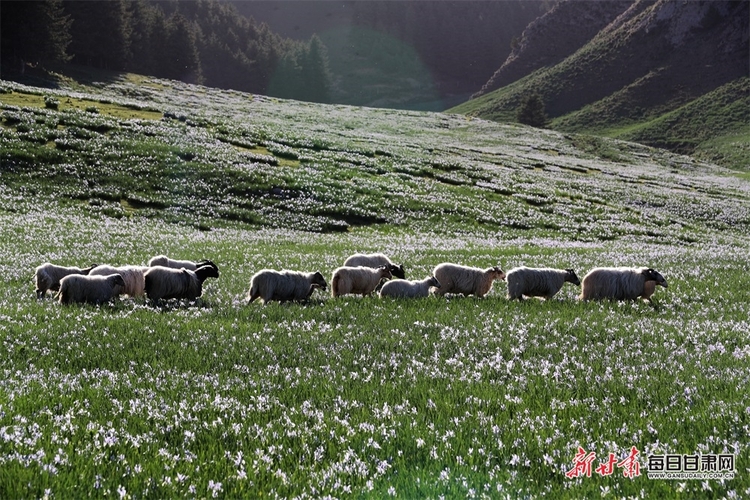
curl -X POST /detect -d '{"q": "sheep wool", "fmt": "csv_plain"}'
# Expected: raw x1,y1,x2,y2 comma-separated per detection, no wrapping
432,263,506,297
147,255,218,272
331,266,392,297
89,265,148,297
58,274,126,305
34,263,97,299
379,276,440,299
144,265,219,301
344,253,406,279
246,269,327,305
579,267,668,302
506,267,581,300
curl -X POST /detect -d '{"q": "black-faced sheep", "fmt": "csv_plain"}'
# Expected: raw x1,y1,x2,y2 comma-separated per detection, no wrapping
331,265,392,297
34,263,97,299
143,264,219,302
246,269,327,305
343,253,406,279
379,276,440,299
89,265,148,297
147,255,218,272
432,263,506,298
506,267,581,300
579,267,668,302
58,274,126,305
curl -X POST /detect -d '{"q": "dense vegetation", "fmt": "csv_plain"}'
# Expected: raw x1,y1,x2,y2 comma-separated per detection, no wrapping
0,74,749,499
1,0,331,102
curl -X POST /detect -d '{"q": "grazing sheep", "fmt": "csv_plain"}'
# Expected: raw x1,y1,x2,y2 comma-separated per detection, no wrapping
506,267,581,300
432,263,506,297
58,274,126,305
34,263,97,299
344,253,406,279
144,264,219,302
89,265,148,297
147,255,218,272
246,269,327,305
579,267,668,302
379,276,441,299
331,265,392,297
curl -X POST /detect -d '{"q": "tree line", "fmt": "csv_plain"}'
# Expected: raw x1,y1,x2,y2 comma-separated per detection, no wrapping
0,0,331,103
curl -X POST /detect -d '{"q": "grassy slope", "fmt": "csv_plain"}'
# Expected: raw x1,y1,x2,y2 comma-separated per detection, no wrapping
0,73,749,499
449,74,749,172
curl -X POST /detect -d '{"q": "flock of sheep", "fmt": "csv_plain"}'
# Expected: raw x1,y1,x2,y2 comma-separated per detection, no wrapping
34,252,668,306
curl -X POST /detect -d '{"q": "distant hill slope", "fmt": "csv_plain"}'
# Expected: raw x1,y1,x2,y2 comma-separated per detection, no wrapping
234,1,546,110
2,73,749,241
450,0,749,170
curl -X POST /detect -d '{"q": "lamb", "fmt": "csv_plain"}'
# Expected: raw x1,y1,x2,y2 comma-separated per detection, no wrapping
579,267,668,302
343,253,406,279
34,263,97,299
246,269,327,305
432,263,506,297
147,255,218,272
506,266,581,300
58,273,126,305
331,265,392,297
143,264,219,302
379,276,441,299
89,265,148,297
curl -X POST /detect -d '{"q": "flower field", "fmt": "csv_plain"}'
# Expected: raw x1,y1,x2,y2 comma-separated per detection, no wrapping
1,75,749,498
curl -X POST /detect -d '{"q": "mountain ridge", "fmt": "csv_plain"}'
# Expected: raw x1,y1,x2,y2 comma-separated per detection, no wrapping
452,0,749,170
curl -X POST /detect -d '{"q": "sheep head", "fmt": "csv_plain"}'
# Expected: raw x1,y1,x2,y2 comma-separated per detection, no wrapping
566,269,581,286
489,266,506,281
389,264,406,280
195,264,220,283
428,276,441,289
377,265,393,280
642,268,668,288
312,271,327,291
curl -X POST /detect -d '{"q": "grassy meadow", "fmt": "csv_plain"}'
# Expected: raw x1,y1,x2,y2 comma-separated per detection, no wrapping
1,74,749,499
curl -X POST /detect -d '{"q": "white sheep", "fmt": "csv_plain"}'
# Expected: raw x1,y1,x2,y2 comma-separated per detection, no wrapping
58,274,126,305
34,263,97,299
506,266,581,300
246,269,327,305
379,276,440,299
432,263,506,297
579,267,668,302
343,253,406,279
144,264,219,301
331,265,392,297
147,255,218,272
89,265,148,297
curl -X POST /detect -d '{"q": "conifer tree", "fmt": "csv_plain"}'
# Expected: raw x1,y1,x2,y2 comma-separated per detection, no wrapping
517,92,548,128
1,0,72,70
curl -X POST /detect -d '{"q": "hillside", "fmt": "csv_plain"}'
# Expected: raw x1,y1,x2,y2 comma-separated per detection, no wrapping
2,73,749,240
1,75,750,499
234,1,547,110
451,0,749,170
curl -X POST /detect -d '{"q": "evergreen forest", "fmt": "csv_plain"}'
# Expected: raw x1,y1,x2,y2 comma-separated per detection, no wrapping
1,0,332,103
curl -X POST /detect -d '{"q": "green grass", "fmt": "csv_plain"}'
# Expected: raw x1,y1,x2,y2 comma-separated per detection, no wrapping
0,73,748,499
449,69,749,172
